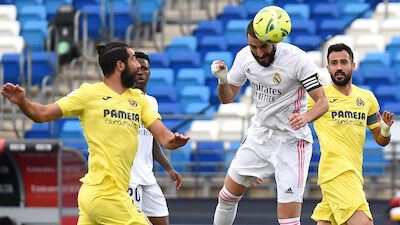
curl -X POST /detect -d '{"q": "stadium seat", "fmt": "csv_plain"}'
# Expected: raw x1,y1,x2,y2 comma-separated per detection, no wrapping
158,102,182,115
175,68,205,91
382,102,400,114
227,35,248,57
24,122,54,139
167,147,190,175
318,19,347,40
15,0,43,9
193,20,223,43
224,19,250,44
81,4,103,39
359,52,391,72
342,3,371,23
146,68,174,90
351,69,365,86
148,52,170,68
346,19,379,42
30,51,56,85
354,35,385,61
371,2,400,22
190,141,224,175
218,120,246,141
290,20,316,41
110,4,135,38
139,0,162,23
292,34,322,51
0,21,20,37
170,51,201,74
217,5,248,28
73,0,100,10
17,5,47,27
179,85,210,106
242,0,273,18
386,36,400,60
203,51,233,79
364,68,398,90
43,0,73,20
183,102,215,116
311,3,341,26
166,36,198,56
363,149,389,178
1,53,22,84
198,35,227,59
20,20,48,51
283,4,310,21
380,19,400,44
0,4,17,21
147,86,178,103
59,120,88,150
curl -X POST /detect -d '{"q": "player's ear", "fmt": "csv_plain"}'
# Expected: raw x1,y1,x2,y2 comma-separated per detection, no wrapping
116,60,125,71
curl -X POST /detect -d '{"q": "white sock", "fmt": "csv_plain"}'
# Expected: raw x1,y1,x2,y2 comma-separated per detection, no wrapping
278,217,301,225
213,186,242,225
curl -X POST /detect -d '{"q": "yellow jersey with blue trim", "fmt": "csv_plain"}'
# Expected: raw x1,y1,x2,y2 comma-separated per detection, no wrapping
56,82,161,190
308,84,379,184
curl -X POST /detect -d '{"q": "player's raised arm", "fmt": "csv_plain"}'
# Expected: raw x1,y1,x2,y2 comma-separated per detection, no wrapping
211,60,242,104
1,82,62,123
148,119,190,150
370,110,394,146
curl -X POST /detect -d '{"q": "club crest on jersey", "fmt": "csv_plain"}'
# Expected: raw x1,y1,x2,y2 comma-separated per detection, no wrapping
356,98,365,107
273,73,281,84
128,99,138,107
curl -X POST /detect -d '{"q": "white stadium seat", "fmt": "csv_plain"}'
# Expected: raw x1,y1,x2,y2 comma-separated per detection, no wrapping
372,2,400,22
185,120,220,141
0,21,20,36
307,51,323,68
379,19,400,44
0,36,24,57
346,18,379,41
0,5,17,21
218,120,246,141
353,35,385,61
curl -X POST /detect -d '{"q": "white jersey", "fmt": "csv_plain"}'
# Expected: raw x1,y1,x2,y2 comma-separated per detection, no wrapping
130,95,158,185
228,43,319,142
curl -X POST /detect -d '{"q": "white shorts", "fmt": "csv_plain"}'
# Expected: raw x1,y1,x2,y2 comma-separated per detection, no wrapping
228,125,312,203
128,183,169,217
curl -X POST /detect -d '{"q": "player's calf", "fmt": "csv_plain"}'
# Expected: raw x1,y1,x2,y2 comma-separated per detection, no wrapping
213,186,242,225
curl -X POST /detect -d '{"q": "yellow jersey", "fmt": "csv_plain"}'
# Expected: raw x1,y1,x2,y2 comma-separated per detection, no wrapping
308,84,379,184
56,82,161,190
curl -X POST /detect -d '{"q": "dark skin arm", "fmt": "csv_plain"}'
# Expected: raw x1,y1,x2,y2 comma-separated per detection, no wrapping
152,138,183,189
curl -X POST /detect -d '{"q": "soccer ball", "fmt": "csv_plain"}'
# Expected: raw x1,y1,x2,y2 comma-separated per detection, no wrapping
253,6,291,43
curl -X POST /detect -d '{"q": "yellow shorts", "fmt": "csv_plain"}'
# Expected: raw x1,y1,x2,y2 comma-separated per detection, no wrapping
311,170,372,225
77,176,150,225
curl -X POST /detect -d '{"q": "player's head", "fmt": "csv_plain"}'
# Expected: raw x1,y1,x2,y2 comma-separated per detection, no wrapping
327,43,355,86
134,51,151,92
97,42,140,88
247,20,276,67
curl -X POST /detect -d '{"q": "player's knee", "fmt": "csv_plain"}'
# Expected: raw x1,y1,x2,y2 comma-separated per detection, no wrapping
217,186,241,209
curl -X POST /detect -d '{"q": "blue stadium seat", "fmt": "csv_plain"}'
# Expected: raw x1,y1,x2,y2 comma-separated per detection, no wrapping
146,68,174,90
227,35,248,56
290,20,316,39
170,51,201,74
393,52,400,78
24,122,54,139
166,147,191,175
183,102,215,115
140,0,162,23
284,4,310,21
179,85,210,107
110,5,135,38
21,20,48,51
318,19,347,40
292,34,322,51
190,141,224,174
1,54,22,84
158,102,182,115
311,3,341,26
363,149,389,178
73,0,100,10
148,52,170,68
224,19,250,43
364,68,398,91
15,0,43,9
43,0,73,20
342,3,371,23
81,4,103,39
203,51,233,79
17,5,47,27
198,35,227,59
352,69,365,85
382,102,400,114
217,5,248,28
193,20,223,43
162,118,188,133
242,0,273,18
147,86,178,103
59,120,88,150
175,68,205,91
31,51,56,85
374,85,400,105
386,36,400,60
359,52,391,72
166,36,197,56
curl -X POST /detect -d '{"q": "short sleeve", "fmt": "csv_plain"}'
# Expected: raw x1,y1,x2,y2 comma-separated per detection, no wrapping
55,83,87,117
227,50,247,87
295,51,318,82
141,95,161,128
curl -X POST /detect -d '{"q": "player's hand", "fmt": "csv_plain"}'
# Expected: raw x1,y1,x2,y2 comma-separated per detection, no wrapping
377,111,394,127
167,169,183,190
1,83,27,105
288,113,308,130
249,178,263,189
211,60,228,84
168,132,190,149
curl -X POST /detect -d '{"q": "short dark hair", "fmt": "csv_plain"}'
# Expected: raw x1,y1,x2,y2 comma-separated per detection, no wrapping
135,51,150,65
97,42,130,76
327,43,354,63
247,19,256,38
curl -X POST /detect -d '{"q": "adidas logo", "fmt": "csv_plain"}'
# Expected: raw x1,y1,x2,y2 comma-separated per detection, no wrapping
284,188,293,194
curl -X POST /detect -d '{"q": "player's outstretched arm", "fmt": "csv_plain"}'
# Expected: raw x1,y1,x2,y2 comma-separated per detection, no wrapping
289,87,328,130
211,60,242,104
371,111,394,146
148,119,190,150
152,138,183,189
1,83,62,123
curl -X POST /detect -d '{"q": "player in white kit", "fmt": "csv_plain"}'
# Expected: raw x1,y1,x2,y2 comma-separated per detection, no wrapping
211,20,329,225
129,52,183,225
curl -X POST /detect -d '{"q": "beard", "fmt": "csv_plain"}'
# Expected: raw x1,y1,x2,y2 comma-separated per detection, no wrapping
121,67,137,88
251,45,276,67
331,70,351,86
